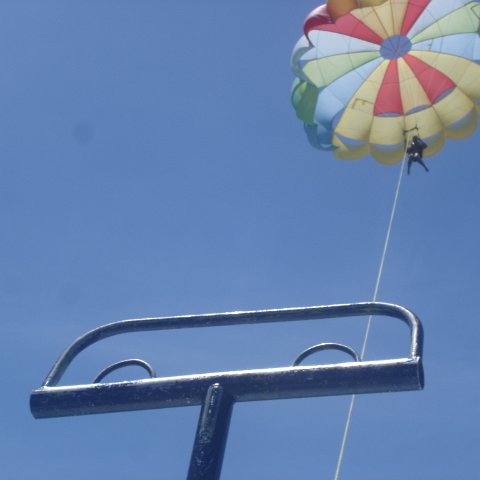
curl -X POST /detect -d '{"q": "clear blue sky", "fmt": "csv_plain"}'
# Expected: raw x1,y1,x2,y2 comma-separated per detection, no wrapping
2,1,480,479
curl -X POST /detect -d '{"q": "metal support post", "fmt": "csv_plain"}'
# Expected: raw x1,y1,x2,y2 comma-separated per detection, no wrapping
187,383,234,480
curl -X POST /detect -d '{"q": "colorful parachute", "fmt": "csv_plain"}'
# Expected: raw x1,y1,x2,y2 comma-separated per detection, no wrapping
291,0,480,163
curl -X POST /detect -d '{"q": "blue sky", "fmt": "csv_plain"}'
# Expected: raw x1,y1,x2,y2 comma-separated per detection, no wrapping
2,1,480,479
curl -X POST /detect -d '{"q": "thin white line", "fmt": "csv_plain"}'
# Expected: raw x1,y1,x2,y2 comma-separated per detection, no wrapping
333,151,407,480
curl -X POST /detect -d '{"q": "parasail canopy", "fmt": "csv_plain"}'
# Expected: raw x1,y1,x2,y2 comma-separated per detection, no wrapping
291,0,480,163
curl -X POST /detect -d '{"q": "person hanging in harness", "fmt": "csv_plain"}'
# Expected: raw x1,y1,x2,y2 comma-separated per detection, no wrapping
407,135,428,175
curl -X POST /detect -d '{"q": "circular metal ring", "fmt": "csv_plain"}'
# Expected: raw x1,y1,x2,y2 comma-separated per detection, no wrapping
93,358,157,384
292,343,360,367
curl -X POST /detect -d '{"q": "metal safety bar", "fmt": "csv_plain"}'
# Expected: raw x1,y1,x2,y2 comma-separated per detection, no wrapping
30,302,424,479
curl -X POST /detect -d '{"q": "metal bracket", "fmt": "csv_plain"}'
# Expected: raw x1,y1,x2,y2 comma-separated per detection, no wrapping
30,302,424,479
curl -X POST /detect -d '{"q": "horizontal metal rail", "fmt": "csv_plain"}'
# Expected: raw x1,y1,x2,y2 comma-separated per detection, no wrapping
31,357,422,418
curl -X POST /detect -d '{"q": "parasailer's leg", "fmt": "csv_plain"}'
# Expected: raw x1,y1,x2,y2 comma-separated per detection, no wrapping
418,158,429,172
407,156,413,175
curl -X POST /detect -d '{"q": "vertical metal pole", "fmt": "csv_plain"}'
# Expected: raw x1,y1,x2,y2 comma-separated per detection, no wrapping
187,383,234,480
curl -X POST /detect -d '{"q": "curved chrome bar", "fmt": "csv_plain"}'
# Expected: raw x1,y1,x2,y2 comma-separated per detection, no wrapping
293,343,360,366
42,302,423,387
93,358,156,384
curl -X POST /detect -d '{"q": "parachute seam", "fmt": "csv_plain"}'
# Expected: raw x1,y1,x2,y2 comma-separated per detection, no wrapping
408,3,478,45
331,59,388,153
